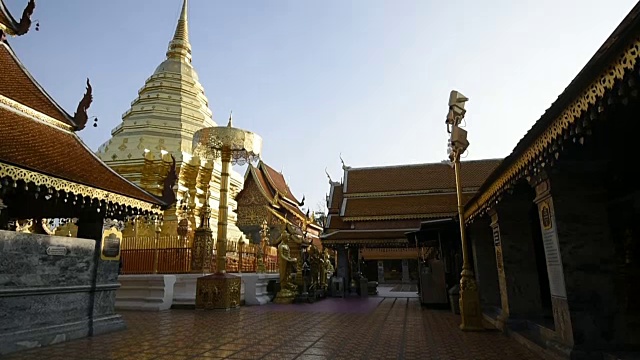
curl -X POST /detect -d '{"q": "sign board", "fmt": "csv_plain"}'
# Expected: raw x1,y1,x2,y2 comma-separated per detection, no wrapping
538,199,567,299
100,227,122,261
492,226,501,247
46,246,67,256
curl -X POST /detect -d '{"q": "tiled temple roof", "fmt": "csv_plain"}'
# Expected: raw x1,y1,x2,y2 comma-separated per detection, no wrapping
342,193,473,220
0,38,166,212
344,159,501,194
0,107,161,204
0,42,74,126
260,161,301,204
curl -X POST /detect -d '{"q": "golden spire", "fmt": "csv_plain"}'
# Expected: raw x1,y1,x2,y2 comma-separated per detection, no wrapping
166,0,192,63
227,111,233,127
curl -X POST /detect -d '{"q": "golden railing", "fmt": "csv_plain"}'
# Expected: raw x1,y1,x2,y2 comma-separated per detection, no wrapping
120,235,279,275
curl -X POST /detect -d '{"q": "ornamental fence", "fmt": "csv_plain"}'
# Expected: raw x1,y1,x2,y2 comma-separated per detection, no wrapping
119,235,278,275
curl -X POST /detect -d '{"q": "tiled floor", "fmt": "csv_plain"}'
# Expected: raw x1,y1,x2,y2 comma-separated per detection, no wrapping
7,298,543,360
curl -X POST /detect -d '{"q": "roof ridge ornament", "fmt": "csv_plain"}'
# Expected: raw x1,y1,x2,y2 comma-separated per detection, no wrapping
0,0,35,39
325,167,333,183
339,153,350,170
73,78,93,131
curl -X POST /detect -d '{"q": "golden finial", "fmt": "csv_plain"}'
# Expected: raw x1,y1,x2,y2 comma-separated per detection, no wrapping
227,111,233,127
166,0,192,62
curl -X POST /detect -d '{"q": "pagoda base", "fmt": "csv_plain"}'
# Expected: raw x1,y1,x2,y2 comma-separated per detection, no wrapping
273,289,297,304
195,273,241,310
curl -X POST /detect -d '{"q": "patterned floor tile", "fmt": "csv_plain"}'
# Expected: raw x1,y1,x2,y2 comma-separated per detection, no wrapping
2,297,545,360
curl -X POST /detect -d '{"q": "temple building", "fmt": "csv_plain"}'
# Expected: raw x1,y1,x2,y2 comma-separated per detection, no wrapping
235,160,323,286
96,0,245,243
322,159,500,290
0,0,169,354
461,3,640,358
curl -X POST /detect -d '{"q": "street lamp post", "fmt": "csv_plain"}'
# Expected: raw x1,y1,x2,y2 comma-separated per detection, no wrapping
192,114,262,310
446,90,484,331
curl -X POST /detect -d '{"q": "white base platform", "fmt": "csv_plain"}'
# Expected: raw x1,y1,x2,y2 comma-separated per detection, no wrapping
115,275,176,311
242,273,280,305
116,273,279,310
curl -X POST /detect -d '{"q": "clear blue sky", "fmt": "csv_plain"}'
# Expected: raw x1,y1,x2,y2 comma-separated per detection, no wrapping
7,0,637,212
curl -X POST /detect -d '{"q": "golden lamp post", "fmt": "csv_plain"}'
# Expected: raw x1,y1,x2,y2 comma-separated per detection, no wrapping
446,90,484,331
192,114,262,310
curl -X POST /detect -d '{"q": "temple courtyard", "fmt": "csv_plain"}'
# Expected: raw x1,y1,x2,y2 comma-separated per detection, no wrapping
6,293,542,360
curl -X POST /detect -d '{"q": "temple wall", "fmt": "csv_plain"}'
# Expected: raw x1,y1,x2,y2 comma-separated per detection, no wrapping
468,217,500,312
548,170,626,352
0,230,124,355
493,187,543,320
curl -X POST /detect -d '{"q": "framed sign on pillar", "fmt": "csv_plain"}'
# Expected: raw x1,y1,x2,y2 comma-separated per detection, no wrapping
101,226,122,261
489,209,509,329
533,178,574,347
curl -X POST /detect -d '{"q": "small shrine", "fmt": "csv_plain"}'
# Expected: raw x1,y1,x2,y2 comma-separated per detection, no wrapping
235,161,327,302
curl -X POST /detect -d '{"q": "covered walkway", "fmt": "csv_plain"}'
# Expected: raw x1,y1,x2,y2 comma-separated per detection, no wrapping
7,298,542,360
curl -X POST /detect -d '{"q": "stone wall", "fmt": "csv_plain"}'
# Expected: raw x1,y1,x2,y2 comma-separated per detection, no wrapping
0,230,124,355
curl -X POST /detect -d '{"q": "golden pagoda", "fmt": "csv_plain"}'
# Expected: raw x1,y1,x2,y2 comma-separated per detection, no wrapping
95,0,245,243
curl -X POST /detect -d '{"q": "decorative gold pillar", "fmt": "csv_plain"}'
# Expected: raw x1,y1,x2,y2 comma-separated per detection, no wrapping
216,147,231,273
193,115,261,310
191,173,214,274
153,220,162,274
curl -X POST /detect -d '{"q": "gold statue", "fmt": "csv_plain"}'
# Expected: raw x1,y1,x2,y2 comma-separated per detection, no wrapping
274,226,298,304
257,220,268,273
322,248,334,289
308,245,319,289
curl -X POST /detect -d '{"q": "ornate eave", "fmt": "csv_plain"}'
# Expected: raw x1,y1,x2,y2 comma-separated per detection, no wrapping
248,165,273,201
322,238,409,248
464,32,640,223
0,162,162,214
343,212,458,222
0,93,73,131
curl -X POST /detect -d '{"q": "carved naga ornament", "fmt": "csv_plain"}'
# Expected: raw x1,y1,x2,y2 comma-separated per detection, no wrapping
15,0,35,35
0,0,35,40
73,78,93,131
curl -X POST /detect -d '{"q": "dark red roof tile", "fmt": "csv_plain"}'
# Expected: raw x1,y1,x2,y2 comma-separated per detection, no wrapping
0,108,161,204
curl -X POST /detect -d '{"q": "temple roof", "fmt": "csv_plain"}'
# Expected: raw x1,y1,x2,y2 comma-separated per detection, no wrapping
239,161,318,227
324,159,499,234
342,193,473,221
0,42,74,127
343,159,501,194
0,39,166,214
0,108,161,205
464,1,640,221
259,161,301,205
